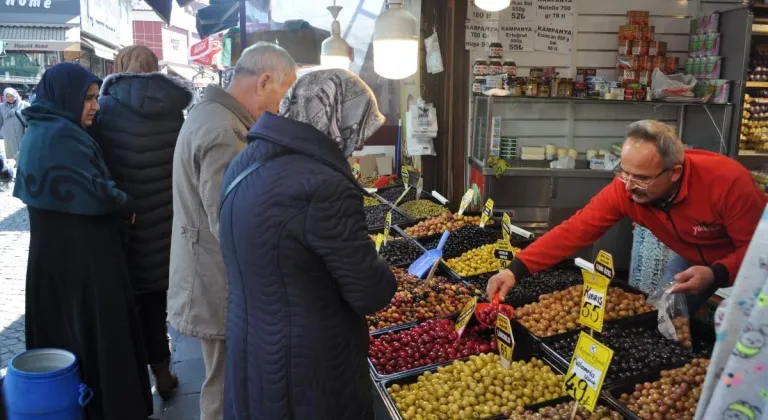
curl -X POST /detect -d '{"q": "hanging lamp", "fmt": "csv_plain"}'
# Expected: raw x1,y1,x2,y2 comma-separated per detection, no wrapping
321,0,351,70
373,0,418,80
474,0,511,12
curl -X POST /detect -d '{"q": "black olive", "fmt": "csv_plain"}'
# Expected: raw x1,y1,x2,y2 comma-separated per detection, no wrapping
364,204,408,228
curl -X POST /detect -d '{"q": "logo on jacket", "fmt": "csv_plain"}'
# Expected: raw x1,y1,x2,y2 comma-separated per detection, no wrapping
692,220,721,236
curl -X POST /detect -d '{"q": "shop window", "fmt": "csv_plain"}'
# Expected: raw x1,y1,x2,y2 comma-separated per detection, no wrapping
0,52,63,83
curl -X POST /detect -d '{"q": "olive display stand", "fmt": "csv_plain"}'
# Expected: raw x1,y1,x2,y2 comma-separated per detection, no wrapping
538,313,714,389
375,351,564,420
374,185,445,208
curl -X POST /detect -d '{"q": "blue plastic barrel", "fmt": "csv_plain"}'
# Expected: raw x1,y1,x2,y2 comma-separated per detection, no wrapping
2,349,92,420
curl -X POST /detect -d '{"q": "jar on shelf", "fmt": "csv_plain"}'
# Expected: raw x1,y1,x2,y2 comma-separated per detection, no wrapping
472,76,486,95
573,82,587,98
539,81,551,97
489,43,503,59
529,67,543,79
524,78,539,96
473,59,488,76
503,60,517,77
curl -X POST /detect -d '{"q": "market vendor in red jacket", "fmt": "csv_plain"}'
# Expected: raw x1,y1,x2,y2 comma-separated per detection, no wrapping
487,120,768,313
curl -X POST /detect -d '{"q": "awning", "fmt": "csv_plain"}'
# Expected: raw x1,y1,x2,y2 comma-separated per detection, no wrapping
80,37,119,60
0,25,79,52
164,64,218,87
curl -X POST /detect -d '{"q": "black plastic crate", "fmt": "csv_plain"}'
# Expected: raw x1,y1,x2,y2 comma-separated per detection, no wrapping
540,313,714,388
462,266,585,307
365,203,413,233
376,185,438,205
499,395,626,419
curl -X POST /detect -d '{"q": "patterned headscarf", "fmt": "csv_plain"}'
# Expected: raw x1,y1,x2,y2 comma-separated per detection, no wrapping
114,45,159,73
278,69,385,158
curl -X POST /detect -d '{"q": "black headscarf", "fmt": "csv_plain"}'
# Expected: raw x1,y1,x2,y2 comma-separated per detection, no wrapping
35,62,102,125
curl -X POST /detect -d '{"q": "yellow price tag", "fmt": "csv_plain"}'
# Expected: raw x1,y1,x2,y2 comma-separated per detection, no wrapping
479,198,494,228
455,297,478,336
458,189,474,215
394,185,411,206
563,332,614,412
578,250,614,332
496,313,514,369
493,239,515,271
352,162,361,180
593,250,615,281
383,212,392,244
502,213,512,242
375,233,384,253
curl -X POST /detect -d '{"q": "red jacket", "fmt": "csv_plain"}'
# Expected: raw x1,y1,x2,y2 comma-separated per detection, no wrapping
509,150,767,286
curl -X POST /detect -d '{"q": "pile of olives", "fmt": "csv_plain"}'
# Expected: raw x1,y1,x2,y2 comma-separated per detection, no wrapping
507,400,623,419
379,186,421,203
404,214,485,238
548,325,712,381
618,359,709,420
399,199,449,219
387,355,566,419
364,204,408,228
672,316,693,349
516,285,654,337
363,196,381,207
464,268,583,306
445,244,521,277
420,225,502,258
379,239,423,266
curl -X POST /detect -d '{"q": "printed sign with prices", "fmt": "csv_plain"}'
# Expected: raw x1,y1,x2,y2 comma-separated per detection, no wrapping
535,24,573,54
593,250,615,281
502,213,512,242
458,189,475,215
506,0,537,21
467,1,500,20
401,167,410,186
375,233,384,253
465,21,500,51
480,198,494,228
496,313,515,369
455,297,478,336
537,0,573,25
384,212,392,244
563,332,614,412
500,23,535,52
494,239,515,271
352,162,361,180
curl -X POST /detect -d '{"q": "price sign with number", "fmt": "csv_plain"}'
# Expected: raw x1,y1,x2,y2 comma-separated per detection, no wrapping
455,297,478,337
352,162,361,180
578,250,613,332
593,250,615,281
394,185,411,206
383,212,392,244
563,332,614,412
502,213,512,242
458,189,475,215
493,239,515,271
401,167,410,186
479,198,494,228
375,233,384,253
496,313,514,369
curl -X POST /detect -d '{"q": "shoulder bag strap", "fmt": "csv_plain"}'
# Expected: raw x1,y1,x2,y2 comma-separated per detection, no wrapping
219,151,292,214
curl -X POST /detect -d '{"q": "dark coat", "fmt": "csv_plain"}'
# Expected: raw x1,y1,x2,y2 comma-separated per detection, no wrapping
219,113,397,420
94,72,194,294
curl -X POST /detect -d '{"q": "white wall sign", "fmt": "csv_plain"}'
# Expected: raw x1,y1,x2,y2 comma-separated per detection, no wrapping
465,21,499,51
467,1,500,20
500,23,534,52
537,0,573,25
467,0,537,21
534,24,572,54
162,27,189,65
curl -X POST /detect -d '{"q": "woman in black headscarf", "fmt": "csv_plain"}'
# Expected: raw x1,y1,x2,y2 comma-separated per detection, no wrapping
13,63,153,420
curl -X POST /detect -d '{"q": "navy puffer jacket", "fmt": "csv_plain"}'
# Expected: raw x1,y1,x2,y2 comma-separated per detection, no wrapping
219,113,396,420
94,73,194,294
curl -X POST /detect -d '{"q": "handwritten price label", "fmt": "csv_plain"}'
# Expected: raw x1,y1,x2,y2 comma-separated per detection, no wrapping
458,189,475,215
579,250,613,332
479,198,494,228
496,313,514,369
563,332,614,412
534,25,573,55
537,0,573,24
465,22,500,51
455,297,478,337
401,167,410,186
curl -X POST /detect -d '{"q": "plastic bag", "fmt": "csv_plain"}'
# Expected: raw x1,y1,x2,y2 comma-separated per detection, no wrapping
650,68,697,99
648,280,693,348
424,31,444,74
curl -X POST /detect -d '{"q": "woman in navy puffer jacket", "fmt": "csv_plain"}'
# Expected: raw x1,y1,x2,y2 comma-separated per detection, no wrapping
219,69,397,419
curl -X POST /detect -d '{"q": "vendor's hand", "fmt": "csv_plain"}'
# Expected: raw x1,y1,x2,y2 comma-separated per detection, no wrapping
670,265,715,294
486,270,516,301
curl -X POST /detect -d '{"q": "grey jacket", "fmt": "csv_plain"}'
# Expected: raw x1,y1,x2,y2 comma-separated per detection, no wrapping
168,85,253,339
0,97,28,159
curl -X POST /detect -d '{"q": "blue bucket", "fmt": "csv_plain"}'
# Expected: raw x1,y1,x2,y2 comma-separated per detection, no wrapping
2,349,92,420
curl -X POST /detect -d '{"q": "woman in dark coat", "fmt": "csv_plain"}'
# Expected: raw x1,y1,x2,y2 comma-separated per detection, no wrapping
92,45,194,398
13,62,152,419
219,69,397,419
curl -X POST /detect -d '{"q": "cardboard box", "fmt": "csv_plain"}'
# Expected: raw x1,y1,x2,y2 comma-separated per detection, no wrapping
348,154,385,177
632,40,649,56
375,156,393,176
651,56,666,71
627,10,649,25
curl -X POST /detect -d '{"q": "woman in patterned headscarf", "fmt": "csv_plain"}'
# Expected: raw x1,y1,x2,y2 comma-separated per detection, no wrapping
219,69,396,419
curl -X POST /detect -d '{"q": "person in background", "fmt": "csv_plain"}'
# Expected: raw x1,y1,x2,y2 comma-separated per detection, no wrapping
12,63,152,420
487,120,767,314
219,69,396,420
1,87,29,161
92,45,195,401
168,41,297,420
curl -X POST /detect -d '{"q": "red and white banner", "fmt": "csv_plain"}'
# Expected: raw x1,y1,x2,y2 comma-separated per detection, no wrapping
189,34,222,68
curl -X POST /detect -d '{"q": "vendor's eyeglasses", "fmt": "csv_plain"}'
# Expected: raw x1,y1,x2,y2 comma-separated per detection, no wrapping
614,164,667,190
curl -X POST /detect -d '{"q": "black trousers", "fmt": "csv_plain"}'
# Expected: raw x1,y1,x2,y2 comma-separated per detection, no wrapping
134,291,171,365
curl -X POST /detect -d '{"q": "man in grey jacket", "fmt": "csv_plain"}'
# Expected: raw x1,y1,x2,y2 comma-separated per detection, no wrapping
168,42,296,420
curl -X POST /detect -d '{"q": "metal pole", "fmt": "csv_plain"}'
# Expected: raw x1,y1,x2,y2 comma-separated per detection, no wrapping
239,0,247,54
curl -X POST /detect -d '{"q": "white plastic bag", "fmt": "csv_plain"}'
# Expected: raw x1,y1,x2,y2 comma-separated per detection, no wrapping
424,31,444,74
408,99,438,138
651,68,697,99
648,280,693,348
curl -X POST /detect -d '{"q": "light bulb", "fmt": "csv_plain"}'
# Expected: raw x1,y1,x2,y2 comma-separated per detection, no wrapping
373,39,418,80
321,54,350,70
474,0,510,12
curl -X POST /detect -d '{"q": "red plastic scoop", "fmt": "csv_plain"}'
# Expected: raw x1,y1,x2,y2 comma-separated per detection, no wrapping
373,174,398,188
475,292,514,328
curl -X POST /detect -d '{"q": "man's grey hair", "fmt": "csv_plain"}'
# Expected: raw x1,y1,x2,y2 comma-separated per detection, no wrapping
234,41,297,85
625,120,685,169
